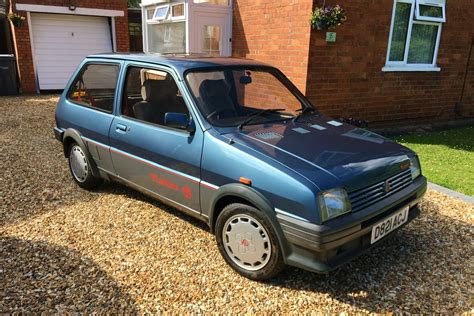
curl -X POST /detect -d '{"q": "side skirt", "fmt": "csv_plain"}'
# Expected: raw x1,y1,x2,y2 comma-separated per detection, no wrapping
104,171,210,226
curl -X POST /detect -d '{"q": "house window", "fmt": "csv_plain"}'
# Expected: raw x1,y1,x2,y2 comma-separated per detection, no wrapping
384,0,445,71
153,5,170,21
147,22,186,53
415,0,445,22
202,25,221,56
171,4,185,19
146,8,155,21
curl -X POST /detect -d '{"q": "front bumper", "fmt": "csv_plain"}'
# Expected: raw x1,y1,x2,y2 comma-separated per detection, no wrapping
277,175,427,273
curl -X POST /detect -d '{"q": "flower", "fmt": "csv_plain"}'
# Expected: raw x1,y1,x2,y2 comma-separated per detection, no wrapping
8,13,26,27
310,5,347,30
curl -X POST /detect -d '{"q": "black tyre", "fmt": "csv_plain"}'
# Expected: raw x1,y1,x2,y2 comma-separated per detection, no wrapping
215,203,285,280
67,142,102,190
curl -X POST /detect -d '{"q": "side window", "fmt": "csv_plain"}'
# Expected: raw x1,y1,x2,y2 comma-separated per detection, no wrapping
67,63,120,112
384,0,445,71
122,66,189,126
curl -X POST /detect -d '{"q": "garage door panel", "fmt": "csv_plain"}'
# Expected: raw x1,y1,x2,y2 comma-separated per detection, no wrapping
34,42,111,50
34,50,109,58
33,30,111,38
36,64,82,73
33,31,111,39
31,13,113,90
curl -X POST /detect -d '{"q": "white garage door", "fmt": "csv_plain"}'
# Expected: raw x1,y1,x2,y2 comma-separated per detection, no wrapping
30,13,113,90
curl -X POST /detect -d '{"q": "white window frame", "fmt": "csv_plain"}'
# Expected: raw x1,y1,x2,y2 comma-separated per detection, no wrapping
192,0,230,7
153,5,170,21
415,0,446,23
145,7,156,22
164,24,171,43
383,0,443,72
170,3,185,20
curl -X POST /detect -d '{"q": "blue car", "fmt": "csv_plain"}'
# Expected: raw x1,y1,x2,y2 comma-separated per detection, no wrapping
54,54,427,280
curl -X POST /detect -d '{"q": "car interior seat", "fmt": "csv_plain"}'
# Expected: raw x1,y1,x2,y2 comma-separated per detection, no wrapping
133,79,161,123
154,76,189,123
198,79,237,119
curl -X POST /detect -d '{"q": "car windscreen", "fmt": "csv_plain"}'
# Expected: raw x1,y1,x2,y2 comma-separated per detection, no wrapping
185,67,310,127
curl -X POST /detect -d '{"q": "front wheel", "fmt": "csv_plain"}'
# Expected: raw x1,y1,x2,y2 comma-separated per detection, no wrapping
215,203,285,280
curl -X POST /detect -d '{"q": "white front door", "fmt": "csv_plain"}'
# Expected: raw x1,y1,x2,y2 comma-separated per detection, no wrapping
30,13,113,90
192,13,231,56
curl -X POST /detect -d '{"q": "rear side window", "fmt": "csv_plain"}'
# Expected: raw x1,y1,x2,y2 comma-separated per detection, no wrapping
67,63,120,113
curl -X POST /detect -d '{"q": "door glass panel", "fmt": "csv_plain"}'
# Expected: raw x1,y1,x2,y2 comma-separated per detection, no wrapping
407,23,438,64
419,5,443,18
147,22,185,53
389,2,411,62
122,67,188,126
194,0,228,6
202,25,221,56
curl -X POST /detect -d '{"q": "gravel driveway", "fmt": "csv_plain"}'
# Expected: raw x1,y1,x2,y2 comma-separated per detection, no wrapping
1,95,473,313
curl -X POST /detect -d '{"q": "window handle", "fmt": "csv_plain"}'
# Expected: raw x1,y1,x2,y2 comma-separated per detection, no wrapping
116,124,128,133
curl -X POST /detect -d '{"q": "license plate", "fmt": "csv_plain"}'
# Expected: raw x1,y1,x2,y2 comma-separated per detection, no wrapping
371,206,409,244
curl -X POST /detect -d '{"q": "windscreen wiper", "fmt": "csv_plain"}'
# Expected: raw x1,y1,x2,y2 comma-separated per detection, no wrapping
238,108,286,130
292,106,317,123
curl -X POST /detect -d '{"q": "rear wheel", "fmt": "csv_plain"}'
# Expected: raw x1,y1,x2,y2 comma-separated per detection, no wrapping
215,203,285,280
68,142,102,189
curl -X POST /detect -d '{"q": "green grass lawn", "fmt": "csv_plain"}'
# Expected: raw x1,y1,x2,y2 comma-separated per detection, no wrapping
394,127,474,197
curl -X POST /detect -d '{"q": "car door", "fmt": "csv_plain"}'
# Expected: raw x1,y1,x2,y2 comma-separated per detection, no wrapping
63,60,121,174
109,63,203,214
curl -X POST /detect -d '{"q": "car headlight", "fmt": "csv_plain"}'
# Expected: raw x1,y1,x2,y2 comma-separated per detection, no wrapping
318,188,352,222
409,156,421,180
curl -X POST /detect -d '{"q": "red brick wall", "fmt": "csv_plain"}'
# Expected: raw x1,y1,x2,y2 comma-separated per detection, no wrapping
11,0,129,93
232,0,313,93
305,0,474,127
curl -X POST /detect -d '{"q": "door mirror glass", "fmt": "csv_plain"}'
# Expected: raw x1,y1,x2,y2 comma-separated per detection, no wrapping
165,112,195,133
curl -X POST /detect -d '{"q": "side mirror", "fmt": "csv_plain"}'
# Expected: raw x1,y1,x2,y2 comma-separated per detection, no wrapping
164,112,195,133
239,75,252,85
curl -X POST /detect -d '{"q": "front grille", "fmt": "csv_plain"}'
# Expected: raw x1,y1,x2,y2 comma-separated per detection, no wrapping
348,169,413,212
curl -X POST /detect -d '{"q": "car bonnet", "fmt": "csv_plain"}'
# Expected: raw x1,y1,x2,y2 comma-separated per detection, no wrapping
219,115,414,193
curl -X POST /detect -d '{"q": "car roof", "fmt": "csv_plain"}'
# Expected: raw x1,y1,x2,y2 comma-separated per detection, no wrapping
86,53,272,75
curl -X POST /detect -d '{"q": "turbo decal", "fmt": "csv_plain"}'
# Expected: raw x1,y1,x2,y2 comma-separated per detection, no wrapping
182,185,193,199
149,173,194,199
149,173,180,191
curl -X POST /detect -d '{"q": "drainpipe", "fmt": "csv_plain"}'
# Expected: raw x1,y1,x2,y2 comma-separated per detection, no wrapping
7,0,22,93
454,36,474,118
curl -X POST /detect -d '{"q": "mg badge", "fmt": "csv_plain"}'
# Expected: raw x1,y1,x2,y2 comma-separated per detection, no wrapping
383,180,392,193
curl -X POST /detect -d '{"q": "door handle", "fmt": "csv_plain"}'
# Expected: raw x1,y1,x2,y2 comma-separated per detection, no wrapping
116,124,128,133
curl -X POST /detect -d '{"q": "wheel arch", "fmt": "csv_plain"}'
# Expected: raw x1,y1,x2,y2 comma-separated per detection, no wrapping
62,128,100,178
208,183,291,255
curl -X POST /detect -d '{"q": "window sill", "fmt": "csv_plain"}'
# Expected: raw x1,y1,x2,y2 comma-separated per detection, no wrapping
382,66,441,72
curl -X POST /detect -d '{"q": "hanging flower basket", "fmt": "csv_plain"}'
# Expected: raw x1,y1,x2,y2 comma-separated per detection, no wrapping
310,5,347,30
8,13,26,27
